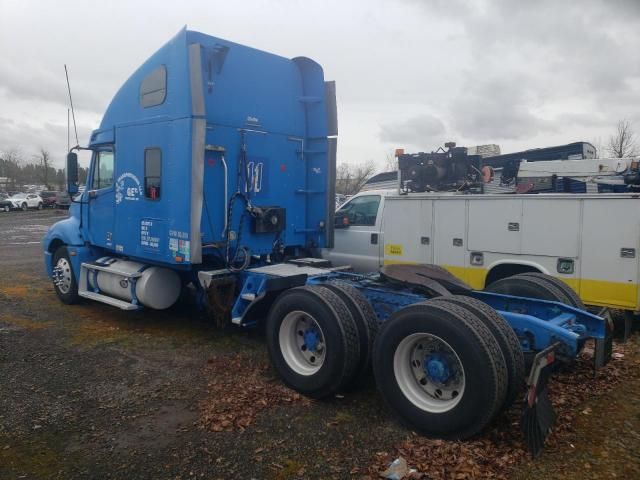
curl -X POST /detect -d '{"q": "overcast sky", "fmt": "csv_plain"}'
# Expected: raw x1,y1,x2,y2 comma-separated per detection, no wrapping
1,0,639,170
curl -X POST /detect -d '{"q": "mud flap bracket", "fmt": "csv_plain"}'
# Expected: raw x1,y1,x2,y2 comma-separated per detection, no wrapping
522,342,560,458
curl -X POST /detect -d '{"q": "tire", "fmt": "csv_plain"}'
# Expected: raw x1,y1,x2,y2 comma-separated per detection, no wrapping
319,282,378,384
515,273,585,309
373,300,507,439
21,203,27,211
37,202,43,210
431,295,525,410
484,274,569,304
52,246,79,304
266,285,360,399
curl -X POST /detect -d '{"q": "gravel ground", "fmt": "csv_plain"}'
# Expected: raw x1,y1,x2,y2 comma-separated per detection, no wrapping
0,209,638,479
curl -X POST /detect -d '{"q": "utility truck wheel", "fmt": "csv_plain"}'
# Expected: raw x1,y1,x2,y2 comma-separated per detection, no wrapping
21,203,27,211
431,296,525,411
515,273,585,309
373,301,507,439
52,247,79,304
319,282,378,384
266,285,360,399
485,274,569,304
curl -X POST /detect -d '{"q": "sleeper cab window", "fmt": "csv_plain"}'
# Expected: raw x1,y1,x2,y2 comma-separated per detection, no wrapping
139,65,167,108
144,148,161,200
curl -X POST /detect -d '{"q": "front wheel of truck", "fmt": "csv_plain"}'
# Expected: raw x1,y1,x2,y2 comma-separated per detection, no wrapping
52,247,80,304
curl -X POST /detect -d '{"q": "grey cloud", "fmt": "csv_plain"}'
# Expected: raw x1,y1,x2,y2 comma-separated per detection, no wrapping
0,62,108,115
448,75,550,140
0,116,93,167
379,114,447,149
1,0,639,169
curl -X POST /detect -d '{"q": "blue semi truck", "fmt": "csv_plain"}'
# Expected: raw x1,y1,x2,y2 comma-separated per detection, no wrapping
42,28,612,456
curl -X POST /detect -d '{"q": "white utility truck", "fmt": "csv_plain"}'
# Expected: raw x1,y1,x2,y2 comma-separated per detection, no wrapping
324,189,640,319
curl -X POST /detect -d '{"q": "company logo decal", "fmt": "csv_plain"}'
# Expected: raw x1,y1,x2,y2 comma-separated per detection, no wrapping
115,172,141,205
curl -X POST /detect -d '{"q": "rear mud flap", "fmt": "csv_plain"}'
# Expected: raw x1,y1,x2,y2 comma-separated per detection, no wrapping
522,343,558,458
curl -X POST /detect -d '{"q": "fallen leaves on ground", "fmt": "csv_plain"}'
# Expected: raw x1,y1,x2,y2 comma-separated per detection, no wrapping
199,353,311,433
369,337,640,480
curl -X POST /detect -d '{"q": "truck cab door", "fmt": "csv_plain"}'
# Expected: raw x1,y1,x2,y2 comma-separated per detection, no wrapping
85,148,116,250
327,194,383,272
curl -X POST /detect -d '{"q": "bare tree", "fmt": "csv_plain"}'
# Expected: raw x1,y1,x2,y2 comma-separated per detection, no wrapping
36,148,52,189
383,150,398,172
608,120,637,158
0,149,23,189
336,161,377,196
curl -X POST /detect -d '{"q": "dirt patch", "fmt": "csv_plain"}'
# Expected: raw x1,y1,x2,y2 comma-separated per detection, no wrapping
0,431,79,478
0,313,51,331
0,285,29,298
67,319,130,348
199,353,311,432
366,337,640,480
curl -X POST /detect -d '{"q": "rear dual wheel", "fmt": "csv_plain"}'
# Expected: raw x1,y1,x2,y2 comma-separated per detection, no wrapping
267,283,379,398
430,296,525,410
485,272,584,309
266,285,361,398
318,281,378,384
373,300,509,439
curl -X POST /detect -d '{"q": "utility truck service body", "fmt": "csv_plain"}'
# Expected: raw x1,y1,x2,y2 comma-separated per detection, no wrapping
327,190,640,313
43,29,611,455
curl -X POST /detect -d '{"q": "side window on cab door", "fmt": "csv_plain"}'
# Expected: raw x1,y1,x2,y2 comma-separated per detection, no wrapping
92,150,115,190
337,195,381,226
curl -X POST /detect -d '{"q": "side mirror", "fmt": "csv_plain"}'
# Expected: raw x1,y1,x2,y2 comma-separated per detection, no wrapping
334,213,350,229
66,152,79,194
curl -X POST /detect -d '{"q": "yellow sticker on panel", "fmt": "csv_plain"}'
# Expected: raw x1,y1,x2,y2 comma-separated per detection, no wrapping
385,244,403,256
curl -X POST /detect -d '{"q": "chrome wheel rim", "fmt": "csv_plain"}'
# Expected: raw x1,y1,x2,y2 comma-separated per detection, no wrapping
53,257,73,294
279,310,326,375
394,333,465,413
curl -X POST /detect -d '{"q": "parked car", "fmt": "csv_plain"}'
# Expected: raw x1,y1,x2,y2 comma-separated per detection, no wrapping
39,190,58,208
7,193,43,210
0,196,12,212
55,191,72,209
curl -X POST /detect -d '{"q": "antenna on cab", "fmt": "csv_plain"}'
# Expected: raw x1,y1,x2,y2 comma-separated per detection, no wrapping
64,64,80,149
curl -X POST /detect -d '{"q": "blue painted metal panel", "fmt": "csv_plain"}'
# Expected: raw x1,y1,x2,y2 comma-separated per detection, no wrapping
47,29,334,273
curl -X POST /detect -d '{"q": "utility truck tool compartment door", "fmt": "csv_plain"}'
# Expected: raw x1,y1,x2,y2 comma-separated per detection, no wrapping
580,198,640,309
382,197,433,265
